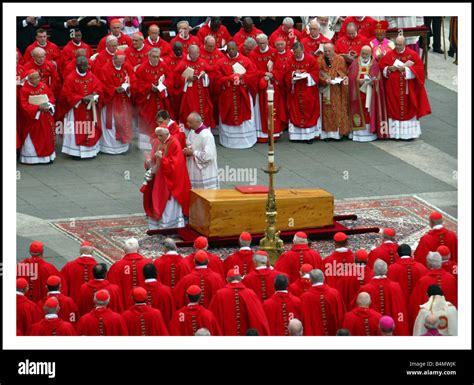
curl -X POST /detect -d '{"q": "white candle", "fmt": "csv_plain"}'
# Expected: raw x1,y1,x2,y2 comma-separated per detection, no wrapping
267,89,274,102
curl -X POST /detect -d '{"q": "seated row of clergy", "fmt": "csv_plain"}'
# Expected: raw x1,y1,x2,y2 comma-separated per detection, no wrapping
16,23,430,164
16,211,457,336
17,263,457,336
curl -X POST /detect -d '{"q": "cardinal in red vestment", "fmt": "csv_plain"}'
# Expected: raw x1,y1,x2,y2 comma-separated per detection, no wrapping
355,259,410,335
335,23,370,62
36,275,79,324
342,292,382,336
387,244,428,310
409,251,458,328
23,48,61,99
275,232,323,283
108,238,153,305
164,42,185,121
24,29,61,64
92,37,118,81
97,19,132,52
18,70,56,164
144,25,172,57
209,268,271,336
197,17,232,49
122,287,169,336
170,21,201,55
233,17,263,47
414,212,458,265
59,29,93,76
437,246,458,280
323,232,355,288
301,20,331,57
288,264,313,297
223,232,255,276
269,18,302,49
263,274,303,335
17,241,68,302
59,241,97,304
76,290,128,336
173,251,226,309
77,263,124,316
367,228,400,268
169,285,222,336
340,17,377,39
183,237,225,278
27,297,76,336
300,269,346,335
16,53,26,151
152,110,186,149
271,39,292,133
16,278,42,335
336,249,374,310
242,251,284,302
125,263,175,326
125,32,151,70
153,238,191,289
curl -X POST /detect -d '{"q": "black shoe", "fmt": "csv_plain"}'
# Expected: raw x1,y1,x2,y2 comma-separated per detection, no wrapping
433,48,444,54
448,51,455,58
305,139,314,144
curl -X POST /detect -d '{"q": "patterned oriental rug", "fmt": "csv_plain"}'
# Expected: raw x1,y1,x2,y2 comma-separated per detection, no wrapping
50,196,457,265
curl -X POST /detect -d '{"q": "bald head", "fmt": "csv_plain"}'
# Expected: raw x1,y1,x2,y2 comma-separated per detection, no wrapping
346,22,358,39
356,292,371,308
395,36,406,52
424,314,440,330
360,45,372,60
288,318,304,336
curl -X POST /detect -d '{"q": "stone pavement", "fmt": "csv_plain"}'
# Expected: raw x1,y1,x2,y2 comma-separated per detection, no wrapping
16,66,458,268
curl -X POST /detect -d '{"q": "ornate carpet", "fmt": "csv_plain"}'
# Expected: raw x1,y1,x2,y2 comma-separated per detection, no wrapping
50,196,457,264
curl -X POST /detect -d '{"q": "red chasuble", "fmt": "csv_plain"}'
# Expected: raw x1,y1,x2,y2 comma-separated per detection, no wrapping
323,249,355,288
387,258,428,308
92,49,115,80
269,25,302,49
19,81,56,157
142,135,191,221
125,279,175,326
242,267,284,302
289,277,312,298
63,58,93,82
60,255,97,304
223,249,255,277
209,282,271,336
17,257,68,302
174,56,215,128
414,228,458,265
60,40,93,75
335,34,370,56
214,53,258,126
263,291,303,335
272,49,292,132
301,284,346,336
17,294,42,335
100,60,135,144
357,277,410,335
59,69,103,147
77,279,124,316
24,41,61,64
275,244,323,283
144,36,172,57
170,34,201,54
249,46,278,137
200,48,225,124
16,63,26,150
153,253,191,289
122,304,169,336
442,260,458,279
164,54,184,120
97,32,132,52
150,120,186,149
76,307,128,336
301,34,331,57
173,268,226,309
197,24,232,48
285,53,320,128
27,317,76,336
378,47,431,121
23,59,61,100
409,269,458,327
184,252,225,278
37,293,79,324
233,26,264,46
367,242,400,268
134,60,172,137
340,17,377,39
336,264,373,310
342,306,382,336
125,44,151,69
108,253,153,304
169,304,222,336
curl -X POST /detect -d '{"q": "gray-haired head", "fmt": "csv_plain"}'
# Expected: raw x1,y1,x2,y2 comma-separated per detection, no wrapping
256,33,268,42
124,238,139,253
288,318,304,336
163,238,177,252
309,269,324,284
426,251,442,269
195,328,211,336
244,37,257,49
373,259,388,276
31,47,46,57
106,35,118,45
188,44,199,55
187,112,203,124
424,314,440,330
80,244,93,256
253,252,268,266
155,126,170,136
356,292,371,308
283,17,295,26
148,47,161,57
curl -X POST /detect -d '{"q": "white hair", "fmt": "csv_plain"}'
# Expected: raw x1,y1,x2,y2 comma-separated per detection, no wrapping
124,238,139,253
256,33,268,42
426,251,442,269
288,318,303,336
163,238,177,251
106,35,118,44
356,292,371,307
195,328,211,336
283,17,294,26
293,235,307,245
132,32,144,40
373,259,388,276
80,245,93,255
177,20,190,30
244,37,257,48
309,19,321,29
239,238,251,248
204,35,216,44
148,47,161,56
31,47,46,57
155,127,170,136
309,269,324,284
253,253,268,265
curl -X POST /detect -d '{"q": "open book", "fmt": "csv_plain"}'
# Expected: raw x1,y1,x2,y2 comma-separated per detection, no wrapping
394,59,415,68
28,94,49,105
232,62,246,75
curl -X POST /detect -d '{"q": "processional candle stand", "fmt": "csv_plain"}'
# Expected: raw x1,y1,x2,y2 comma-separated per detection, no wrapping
259,87,284,266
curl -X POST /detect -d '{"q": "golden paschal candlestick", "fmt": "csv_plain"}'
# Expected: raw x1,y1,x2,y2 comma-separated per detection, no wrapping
259,88,284,266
